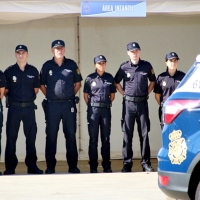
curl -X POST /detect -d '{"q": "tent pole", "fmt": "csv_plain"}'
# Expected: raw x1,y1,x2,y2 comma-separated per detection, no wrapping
76,16,82,157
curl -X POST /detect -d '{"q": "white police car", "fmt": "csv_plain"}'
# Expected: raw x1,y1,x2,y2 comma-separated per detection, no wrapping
158,55,200,200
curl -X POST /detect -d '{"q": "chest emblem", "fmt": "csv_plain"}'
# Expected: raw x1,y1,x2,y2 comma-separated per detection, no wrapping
105,82,112,85
127,73,131,78
91,81,96,87
168,130,187,165
13,76,17,82
49,70,53,76
162,81,166,86
27,75,34,78
64,69,72,72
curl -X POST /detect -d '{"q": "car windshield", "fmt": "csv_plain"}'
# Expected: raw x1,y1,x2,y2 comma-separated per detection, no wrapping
173,61,200,93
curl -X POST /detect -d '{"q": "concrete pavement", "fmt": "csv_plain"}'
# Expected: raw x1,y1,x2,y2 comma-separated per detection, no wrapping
0,159,168,200
0,172,167,200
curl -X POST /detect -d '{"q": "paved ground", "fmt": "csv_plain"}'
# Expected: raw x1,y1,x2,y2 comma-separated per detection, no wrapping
0,159,169,200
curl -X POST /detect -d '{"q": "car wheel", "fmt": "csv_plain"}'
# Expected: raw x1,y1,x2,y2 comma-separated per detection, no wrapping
195,182,200,200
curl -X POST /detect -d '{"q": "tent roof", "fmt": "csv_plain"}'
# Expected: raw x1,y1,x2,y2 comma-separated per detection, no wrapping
0,0,200,24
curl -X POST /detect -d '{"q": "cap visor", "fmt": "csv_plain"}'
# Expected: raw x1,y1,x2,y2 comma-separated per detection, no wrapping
15,49,27,52
53,45,64,48
128,48,140,51
95,59,107,63
168,57,179,60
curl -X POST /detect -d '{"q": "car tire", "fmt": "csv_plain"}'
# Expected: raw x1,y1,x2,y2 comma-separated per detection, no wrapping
195,182,200,200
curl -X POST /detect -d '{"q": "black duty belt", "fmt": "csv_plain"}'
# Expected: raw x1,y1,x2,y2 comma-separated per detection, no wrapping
90,102,111,108
47,99,71,102
47,97,80,104
124,95,148,102
9,101,34,107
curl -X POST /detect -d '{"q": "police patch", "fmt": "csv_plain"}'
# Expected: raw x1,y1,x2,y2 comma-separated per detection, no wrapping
168,130,187,165
151,69,155,75
91,81,96,86
49,70,52,76
76,68,80,75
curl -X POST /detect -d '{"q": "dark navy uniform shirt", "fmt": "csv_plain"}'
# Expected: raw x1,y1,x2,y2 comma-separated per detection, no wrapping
83,71,116,103
114,59,156,97
0,70,6,89
4,63,40,102
154,70,185,103
40,57,83,99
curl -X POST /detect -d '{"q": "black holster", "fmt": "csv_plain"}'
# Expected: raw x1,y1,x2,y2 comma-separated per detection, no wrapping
42,99,48,122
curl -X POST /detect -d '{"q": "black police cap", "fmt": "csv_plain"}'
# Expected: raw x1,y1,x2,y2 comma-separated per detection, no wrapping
94,55,107,64
127,42,141,51
15,45,28,52
165,52,180,61
51,40,65,48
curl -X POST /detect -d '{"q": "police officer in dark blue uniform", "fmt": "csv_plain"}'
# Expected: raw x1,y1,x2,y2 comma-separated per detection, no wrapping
0,70,6,175
154,52,185,129
4,45,43,175
114,42,156,172
40,40,83,174
83,55,116,173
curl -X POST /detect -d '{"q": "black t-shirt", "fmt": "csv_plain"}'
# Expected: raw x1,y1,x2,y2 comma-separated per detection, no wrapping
84,71,116,103
40,57,83,99
114,59,156,97
154,70,185,103
4,63,40,102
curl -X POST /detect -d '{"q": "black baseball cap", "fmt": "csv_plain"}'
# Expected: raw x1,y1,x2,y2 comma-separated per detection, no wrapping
165,52,179,61
15,45,28,52
127,42,141,51
94,55,107,64
51,40,65,48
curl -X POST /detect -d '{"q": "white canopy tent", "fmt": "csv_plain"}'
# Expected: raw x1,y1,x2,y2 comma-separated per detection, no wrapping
0,0,200,162
0,0,200,24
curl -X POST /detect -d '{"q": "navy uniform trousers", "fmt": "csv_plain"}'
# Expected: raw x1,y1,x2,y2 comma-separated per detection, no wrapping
122,100,151,168
5,105,37,171
87,106,111,169
45,101,78,170
0,101,3,158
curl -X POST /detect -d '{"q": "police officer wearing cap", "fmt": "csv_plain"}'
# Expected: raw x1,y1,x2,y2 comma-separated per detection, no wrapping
0,70,6,175
154,52,185,129
83,55,116,173
114,42,156,172
40,40,83,174
4,45,43,175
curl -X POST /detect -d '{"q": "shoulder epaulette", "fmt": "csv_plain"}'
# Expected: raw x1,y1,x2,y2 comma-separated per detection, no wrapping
5,64,15,71
120,61,129,67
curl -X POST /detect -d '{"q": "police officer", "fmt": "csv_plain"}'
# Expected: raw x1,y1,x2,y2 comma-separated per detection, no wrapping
0,70,6,175
154,52,185,129
83,55,116,173
40,40,83,174
4,45,43,175
114,42,156,172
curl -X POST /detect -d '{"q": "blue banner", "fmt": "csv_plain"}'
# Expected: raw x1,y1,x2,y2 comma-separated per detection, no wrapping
81,1,146,17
